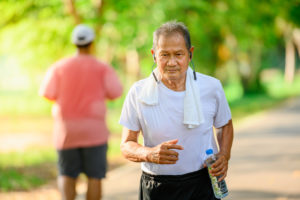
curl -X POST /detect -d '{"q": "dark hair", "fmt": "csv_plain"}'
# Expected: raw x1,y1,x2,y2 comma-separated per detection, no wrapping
76,42,92,49
153,21,191,51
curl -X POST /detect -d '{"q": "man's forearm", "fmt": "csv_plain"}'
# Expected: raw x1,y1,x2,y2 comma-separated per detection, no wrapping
218,119,234,161
121,141,151,162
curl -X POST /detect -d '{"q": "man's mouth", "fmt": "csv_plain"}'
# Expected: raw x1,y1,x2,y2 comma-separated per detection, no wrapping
166,69,179,73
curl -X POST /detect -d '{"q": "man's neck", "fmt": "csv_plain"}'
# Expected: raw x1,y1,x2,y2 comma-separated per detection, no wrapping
161,77,186,91
77,48,91,55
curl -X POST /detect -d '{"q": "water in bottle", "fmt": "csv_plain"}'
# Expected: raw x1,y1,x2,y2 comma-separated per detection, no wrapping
205,149,228,199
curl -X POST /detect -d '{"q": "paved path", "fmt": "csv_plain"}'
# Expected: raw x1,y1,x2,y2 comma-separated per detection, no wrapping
99,97,300,200
1,97,299,200
227,97,300,200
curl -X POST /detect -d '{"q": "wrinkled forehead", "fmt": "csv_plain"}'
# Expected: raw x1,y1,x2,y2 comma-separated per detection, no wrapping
157,31,184,42
156,32,188,52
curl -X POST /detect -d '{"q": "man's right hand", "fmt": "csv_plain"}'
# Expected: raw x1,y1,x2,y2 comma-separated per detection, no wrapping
146,139,184,164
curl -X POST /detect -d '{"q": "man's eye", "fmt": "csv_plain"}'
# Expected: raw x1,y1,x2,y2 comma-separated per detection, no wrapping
161,54,168,57
176,53,183,56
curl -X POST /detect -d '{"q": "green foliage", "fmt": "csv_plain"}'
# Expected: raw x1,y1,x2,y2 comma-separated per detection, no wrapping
0,148,56,191
262,71,300,98
0,90,51,117
0,139,122,191
0,0,300,117
281,0,300,27
229,71,300,119
0,168,45,191
230,94,283,120
0,148,56,168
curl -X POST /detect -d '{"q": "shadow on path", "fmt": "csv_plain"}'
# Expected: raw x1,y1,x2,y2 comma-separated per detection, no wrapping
229,189,300,200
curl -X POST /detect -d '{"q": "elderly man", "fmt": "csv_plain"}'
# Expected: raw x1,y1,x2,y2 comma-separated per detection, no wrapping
120,21,233,200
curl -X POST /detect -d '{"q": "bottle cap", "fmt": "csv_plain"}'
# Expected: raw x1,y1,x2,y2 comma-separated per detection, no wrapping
206,149,213,155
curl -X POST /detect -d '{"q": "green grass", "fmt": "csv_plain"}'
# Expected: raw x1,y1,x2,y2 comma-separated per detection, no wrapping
107,108,123,134
0,168,45,191
0,148,56,168
0,138,124,191
227,72,300,120
230,93,284,120
0,148,57,191
0,90,52,117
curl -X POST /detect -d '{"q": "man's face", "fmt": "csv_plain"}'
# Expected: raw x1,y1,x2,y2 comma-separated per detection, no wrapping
153,33,192,83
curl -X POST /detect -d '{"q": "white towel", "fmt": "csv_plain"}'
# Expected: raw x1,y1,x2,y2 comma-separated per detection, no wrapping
139,67,205,128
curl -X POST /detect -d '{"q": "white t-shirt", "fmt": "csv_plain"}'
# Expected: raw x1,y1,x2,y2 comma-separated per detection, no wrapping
119,72,231,175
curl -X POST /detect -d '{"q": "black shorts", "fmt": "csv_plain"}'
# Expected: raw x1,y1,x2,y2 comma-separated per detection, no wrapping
139,168,220,200
57,143,107,179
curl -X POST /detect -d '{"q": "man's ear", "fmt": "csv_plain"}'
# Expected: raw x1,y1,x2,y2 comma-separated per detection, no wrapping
189,46,194,61
151,49,156,62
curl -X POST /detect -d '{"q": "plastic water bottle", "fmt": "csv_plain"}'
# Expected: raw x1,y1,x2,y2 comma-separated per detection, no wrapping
205,149,229,199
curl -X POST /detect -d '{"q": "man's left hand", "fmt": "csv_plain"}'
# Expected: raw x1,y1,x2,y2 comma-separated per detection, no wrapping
209,153,228,181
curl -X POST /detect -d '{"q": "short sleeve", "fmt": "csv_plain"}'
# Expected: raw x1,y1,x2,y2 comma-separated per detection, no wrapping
213,80,232,128
103,66,123,100
119,85,141,131
39,66,59,100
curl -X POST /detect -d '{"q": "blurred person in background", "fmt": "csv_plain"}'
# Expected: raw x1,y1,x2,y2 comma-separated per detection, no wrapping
40,24,123,200
120,21,233,200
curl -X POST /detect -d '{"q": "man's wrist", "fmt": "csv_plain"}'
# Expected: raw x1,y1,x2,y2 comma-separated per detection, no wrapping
218,151,230,161
144,147,152,162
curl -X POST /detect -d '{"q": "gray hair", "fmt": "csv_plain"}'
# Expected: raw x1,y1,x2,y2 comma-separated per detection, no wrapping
153,21,191,51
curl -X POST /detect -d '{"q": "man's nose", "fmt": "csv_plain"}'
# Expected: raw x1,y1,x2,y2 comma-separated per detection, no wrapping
167,55,177,66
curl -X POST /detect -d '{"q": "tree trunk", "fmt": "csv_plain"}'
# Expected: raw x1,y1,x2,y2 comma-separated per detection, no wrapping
239,42,264,94
92,0,104,37
126,49,140,84
63,0,81,24
284,38,295,83
293,29,300,57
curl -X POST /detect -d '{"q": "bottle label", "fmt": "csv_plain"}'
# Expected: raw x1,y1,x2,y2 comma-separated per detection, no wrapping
208,166,222,196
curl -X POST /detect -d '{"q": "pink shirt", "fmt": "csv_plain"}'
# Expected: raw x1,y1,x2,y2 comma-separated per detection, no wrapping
39,54,123,150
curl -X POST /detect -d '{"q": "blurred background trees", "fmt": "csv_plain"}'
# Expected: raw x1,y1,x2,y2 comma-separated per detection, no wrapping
1,0,300,114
